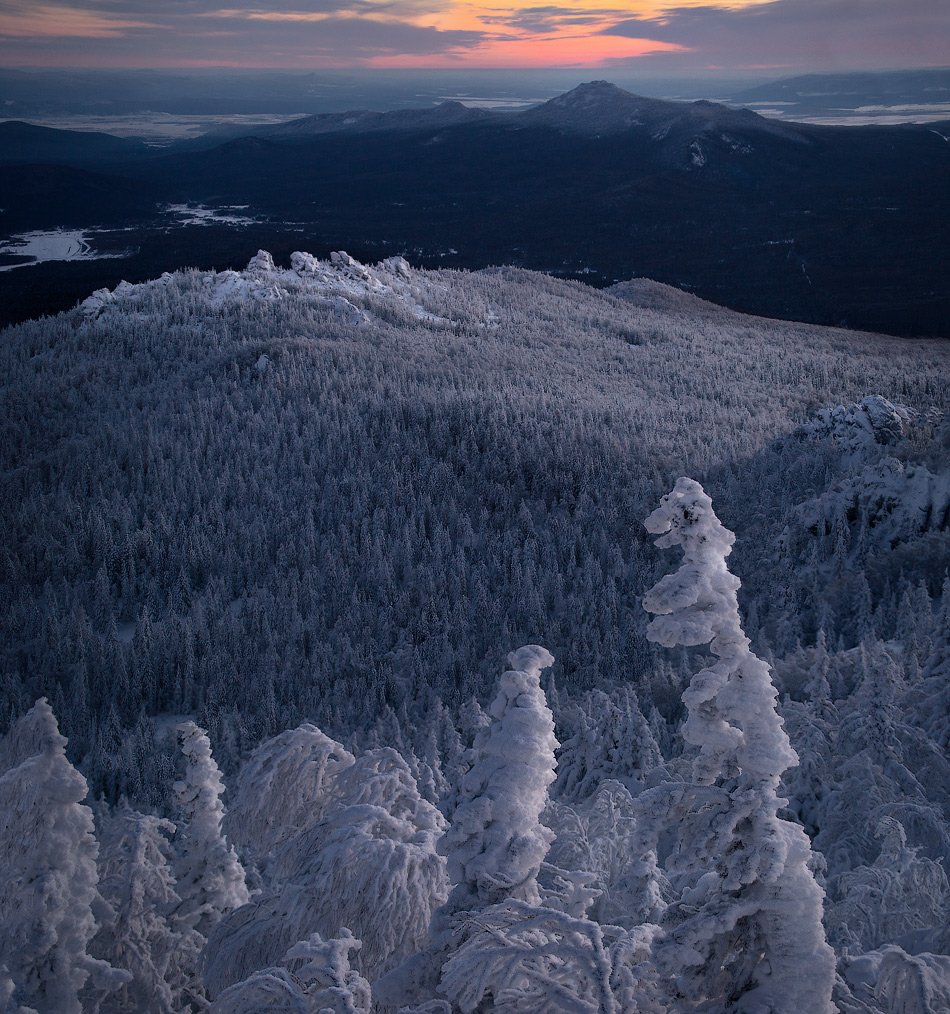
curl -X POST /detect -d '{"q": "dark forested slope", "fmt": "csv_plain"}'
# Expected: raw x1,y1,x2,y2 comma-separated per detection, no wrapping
3,252,950,1012
2,251,948,804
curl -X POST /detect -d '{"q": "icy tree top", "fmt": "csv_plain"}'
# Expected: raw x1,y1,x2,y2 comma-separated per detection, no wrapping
641,481,835,1012
440,644,558,912
642,478,796,785
642,477,744,654
172,721,248,933
0,696,65,773
174,721,227,836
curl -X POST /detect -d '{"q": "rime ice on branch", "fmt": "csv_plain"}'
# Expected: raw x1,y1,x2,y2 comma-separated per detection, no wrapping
642,478,836,1014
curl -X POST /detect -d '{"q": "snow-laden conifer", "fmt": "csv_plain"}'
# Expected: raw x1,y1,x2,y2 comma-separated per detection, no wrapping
642,478,836,1013
89,801,204,1014
546,779,668,929
838,945,950,1014
0,699,128,1013
826,816,949,953
438,901,616,1014
909,574,950,752
202,745,447,995
208,929,371,1014
222,723,356,862
554,687,662,803
377,645,559,1009
439,644,559,914
172,721,249,936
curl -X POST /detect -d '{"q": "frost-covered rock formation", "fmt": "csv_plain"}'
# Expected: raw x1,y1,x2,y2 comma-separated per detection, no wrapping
80,249,454,327
787,397,950,557
795,394,914,457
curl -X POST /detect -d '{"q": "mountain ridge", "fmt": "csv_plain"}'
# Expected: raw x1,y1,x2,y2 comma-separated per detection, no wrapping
260,80,805,142
1,80,948,337
0,119,149,165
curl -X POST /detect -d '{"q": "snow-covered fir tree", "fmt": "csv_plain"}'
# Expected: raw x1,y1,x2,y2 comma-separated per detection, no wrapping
640,478,836,1013
202,742,447,996
378,644,610,1013
208,929,372,1014
222,723,356,863
0,699,127,1013
171,722,249,937
437,644,559,915
89,801,204,1013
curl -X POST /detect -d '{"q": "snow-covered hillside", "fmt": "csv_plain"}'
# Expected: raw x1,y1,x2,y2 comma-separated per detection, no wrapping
2,252,949,1011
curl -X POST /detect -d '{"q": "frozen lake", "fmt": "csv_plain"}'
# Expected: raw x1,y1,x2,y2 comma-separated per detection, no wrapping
0,229,131,272
0,209,259,272
163,204,257,226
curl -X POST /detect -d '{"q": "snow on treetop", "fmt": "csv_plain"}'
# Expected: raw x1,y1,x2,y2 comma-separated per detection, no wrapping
440,644,558,911
642,479,798,783
642,477,741,649
505,644,555,680
643,476,736,557
0,696,65,771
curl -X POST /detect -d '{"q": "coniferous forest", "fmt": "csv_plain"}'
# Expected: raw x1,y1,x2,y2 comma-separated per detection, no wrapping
2,251,950,1012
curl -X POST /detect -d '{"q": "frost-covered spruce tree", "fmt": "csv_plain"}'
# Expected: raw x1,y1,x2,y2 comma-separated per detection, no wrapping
546,778,669,930
438,644,559,915
222,723,356,863
825,815,949,953
0,699,127,1013
172,721,249,937
642,478,835,1014
90,801,204,1014
376,645,559,1008
554,686,662,803
202,745,447,995
910,574,950,752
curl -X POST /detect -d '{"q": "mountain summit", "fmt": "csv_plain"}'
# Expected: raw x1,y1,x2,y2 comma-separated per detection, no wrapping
518,80,796,140
547,80,633,106
518,80,664,133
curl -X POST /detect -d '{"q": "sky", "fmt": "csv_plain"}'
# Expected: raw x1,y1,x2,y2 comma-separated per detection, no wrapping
0,0,947,73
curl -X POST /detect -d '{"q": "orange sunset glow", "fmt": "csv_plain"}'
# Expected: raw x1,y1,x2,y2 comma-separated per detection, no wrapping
0,0,946,69
365,39,685,70
367,0,692,68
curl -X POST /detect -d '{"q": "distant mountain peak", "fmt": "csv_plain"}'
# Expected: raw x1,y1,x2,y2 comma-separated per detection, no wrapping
552,81,634,106
520,80,657,133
